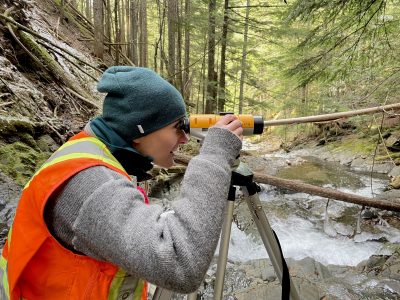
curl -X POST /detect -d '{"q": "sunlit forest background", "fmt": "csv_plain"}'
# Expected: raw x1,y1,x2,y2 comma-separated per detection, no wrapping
68,0,399,121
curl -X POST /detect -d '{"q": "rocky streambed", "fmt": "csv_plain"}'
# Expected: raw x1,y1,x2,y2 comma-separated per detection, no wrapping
149,142,400,300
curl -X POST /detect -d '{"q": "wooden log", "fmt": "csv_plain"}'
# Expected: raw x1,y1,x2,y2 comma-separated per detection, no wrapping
264,103,400,126
173,153,400,212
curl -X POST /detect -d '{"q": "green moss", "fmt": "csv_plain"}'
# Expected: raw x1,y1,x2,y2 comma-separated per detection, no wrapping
325,135,376,155
375,152,400,161
0,142,51,186
0,118,35,137
0,119,41,151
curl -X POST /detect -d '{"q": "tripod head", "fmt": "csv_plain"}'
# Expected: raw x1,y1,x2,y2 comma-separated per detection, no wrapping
230,161,261,197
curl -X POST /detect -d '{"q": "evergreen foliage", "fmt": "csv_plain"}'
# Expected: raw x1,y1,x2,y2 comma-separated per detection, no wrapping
68,0,399,119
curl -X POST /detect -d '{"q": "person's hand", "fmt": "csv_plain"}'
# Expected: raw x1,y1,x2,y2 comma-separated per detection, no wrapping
212,114,243,141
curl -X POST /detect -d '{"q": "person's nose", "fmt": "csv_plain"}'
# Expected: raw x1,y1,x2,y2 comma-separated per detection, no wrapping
179,131,189,144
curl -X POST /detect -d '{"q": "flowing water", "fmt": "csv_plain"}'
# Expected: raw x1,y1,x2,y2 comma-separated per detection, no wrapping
225,152,400,267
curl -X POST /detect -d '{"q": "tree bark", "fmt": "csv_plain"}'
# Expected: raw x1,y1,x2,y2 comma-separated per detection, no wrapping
182,0,190,102
173,153,400,212
238,0,250,114
130,0,138,64
176,1,183,96
139,0,148,66
85,0,92,22
105,0,113,53
205,0,217,113
93,0,104,59
167,0,177,83
114,0,120,64
218,0,229,112
154,0,165,72
120,0,126,55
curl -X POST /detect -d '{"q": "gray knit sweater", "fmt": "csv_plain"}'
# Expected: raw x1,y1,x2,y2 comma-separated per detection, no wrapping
45,127,242,293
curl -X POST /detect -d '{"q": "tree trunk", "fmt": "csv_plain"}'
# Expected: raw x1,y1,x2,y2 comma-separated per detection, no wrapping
114,0,120,64
205,0,217,114
167,0,177,84
93,0,104,59
105,0,112,53
218,0,229,112
130,0,138,65
154,0,166,72
85,0,92,22
182,0,191,103
200,35,207,113
139,0,148,66
126,0,131,56
183,0,191,102
176,1,183,96
119,0,126,56
238,0,250,114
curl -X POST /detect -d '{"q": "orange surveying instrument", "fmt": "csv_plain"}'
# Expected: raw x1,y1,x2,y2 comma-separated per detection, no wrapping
179,113,264,140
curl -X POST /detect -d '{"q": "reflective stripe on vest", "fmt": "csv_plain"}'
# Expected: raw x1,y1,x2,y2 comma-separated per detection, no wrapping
1,136,147,300
108,269,145,300
0,229,12,299
25,137,124,189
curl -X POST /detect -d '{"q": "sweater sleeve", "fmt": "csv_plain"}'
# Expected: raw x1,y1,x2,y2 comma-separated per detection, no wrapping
47,127,242,293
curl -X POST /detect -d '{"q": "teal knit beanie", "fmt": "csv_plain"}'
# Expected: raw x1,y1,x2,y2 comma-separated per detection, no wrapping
97,66,187,142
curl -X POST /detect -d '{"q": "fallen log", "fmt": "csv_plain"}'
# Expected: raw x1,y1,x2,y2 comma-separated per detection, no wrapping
173,153,400,212
263,102,400,126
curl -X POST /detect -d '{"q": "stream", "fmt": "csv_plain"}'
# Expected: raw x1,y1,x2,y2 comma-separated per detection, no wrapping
195,146,400,300
228,154,399,267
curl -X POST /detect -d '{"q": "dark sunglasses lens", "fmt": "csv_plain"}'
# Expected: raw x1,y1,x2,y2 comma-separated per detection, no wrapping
178,118,190,134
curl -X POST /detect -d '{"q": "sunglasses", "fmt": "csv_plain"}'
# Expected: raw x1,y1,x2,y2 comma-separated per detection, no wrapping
175,117,190,134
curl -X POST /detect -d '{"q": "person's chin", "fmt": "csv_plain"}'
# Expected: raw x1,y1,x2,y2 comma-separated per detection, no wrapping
155,158,174,168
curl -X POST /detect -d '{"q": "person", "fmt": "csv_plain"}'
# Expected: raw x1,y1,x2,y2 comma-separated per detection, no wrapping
0,66,243,300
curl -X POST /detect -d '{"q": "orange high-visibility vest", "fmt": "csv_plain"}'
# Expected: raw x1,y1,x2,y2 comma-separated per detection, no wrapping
0,132,148,300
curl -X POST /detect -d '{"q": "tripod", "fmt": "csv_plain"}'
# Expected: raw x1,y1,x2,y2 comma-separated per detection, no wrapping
153,162,300,300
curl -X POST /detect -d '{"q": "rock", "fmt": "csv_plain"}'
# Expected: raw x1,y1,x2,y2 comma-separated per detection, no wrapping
350,157,372,171
372,162,395,174
36,134,59,152
0,172,20,247
361,208,378,219
232,281,281,300
390,176,400,189
289,257,332,280
356,255,389,274
386,135,400,152
389,166,400,177
381,248,400,280
260,267,277,282
376,189,400,202
239,259,276,282
377,279,400,295
333,150,354,165
0,172,21,206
